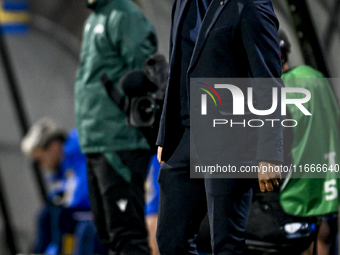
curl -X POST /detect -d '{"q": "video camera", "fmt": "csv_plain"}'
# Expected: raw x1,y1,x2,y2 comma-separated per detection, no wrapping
101,53,168,147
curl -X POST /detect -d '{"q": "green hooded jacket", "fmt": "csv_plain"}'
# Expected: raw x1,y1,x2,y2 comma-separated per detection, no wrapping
75,0,157,155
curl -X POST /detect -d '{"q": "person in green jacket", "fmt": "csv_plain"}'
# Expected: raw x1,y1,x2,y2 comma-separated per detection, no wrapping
279,30,340,255
74,0,157,254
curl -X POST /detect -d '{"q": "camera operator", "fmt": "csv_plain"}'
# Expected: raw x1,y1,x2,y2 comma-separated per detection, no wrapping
74,0,157,254
102,53,168,255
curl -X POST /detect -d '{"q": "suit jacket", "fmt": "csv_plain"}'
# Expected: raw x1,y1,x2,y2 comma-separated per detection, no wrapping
157,0,284,164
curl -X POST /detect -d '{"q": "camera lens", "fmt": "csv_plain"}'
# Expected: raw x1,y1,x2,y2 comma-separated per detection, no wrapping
129,96,156,127
137,98,155,122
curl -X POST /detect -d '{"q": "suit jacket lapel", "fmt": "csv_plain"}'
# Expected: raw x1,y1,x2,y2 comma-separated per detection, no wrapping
169,0,191,66
188,0,229,73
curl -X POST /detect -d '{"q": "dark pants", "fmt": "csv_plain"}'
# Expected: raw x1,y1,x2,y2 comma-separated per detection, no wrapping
86,150,151,255
157,128,253,255
74,220,108,255
34,204,62,254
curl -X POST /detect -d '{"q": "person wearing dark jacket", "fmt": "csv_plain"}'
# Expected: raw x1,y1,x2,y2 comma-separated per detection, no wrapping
156,0,283,254
74,0,157,254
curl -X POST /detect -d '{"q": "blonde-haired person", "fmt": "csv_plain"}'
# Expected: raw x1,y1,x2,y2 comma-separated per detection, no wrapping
22,118,105,254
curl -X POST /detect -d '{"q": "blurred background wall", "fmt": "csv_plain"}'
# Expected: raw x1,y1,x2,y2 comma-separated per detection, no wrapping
0,0,339,253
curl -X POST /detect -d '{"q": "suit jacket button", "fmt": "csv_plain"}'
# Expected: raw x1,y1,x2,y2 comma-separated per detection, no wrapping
220,1,224,5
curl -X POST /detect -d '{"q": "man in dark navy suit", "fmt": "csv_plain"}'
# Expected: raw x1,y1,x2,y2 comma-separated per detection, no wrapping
156,0,283,254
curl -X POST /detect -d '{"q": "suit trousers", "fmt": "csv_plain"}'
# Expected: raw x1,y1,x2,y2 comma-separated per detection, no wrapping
86,151,151,255
157,128,253,255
